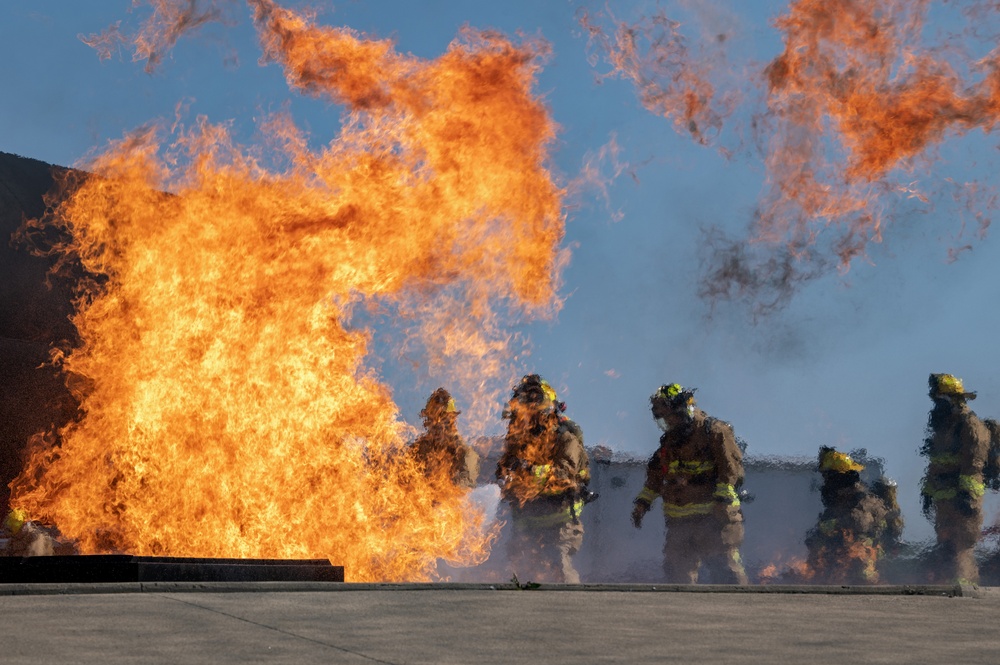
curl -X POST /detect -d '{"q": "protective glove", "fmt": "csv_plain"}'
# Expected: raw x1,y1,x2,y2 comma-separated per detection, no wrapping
712,500,737,521
631,501,649,529
920,493,933,519
956,491,978,518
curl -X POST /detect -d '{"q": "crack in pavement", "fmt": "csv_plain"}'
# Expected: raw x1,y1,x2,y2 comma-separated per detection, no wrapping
160,594,402,665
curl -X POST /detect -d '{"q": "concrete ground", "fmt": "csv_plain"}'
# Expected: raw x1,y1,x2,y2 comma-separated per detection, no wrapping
2,583,1000,664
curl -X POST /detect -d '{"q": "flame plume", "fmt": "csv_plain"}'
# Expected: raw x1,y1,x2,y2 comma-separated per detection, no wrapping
579,6,739,147
760,0,1000,264
585,1,1000,310
11,1,566,581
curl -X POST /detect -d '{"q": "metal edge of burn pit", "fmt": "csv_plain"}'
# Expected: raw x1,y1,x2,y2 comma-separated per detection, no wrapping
0,582,979,597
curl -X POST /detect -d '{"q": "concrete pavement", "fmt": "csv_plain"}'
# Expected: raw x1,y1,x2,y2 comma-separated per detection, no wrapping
3,584,1000,664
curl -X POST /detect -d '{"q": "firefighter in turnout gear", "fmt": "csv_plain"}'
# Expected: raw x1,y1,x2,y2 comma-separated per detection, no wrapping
921,373,995,584
410,388,480,489
631,383,749,584
0,508,72,557
495,374,591,583
804,447,903,584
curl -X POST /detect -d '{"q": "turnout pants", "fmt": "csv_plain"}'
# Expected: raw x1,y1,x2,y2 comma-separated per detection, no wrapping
507,515,584,584
931,500,983,584
662,505,747,585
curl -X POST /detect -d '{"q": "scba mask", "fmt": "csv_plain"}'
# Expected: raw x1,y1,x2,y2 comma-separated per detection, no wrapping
658,406,694,430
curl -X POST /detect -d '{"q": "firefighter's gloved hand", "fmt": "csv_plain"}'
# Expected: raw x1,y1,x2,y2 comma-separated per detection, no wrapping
957,492,978,517
921,493,933,518
712,500,737,521
631,501,649,529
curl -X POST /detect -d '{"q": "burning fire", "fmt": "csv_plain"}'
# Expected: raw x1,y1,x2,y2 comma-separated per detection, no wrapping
757,556,813,584
584,1,1000,308
11,1,566,581
758,530,882,585
759,0,1000,264
579,5,739,147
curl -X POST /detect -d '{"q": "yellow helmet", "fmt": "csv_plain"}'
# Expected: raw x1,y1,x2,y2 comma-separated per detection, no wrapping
511,374,557,407
4,508,28,534
929,373,976,400
652,383,683,401
421,388,460,419
819,447,864,474
541,380,557,404
651,383,695,408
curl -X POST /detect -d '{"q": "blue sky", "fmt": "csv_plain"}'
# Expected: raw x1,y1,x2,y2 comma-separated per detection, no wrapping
3,1,1000,542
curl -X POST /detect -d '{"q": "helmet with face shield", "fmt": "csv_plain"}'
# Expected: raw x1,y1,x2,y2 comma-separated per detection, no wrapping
650,383,696,432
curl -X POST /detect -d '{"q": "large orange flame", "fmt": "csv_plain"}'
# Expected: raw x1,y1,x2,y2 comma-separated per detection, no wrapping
10,1,566,581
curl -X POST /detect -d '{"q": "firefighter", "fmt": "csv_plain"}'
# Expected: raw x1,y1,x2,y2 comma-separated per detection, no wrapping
495,374,591,584
974,421,1000,584
410,388,480,489
804,447,903,584
0,508,56,556
631,383,748,584
921,373,994,584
